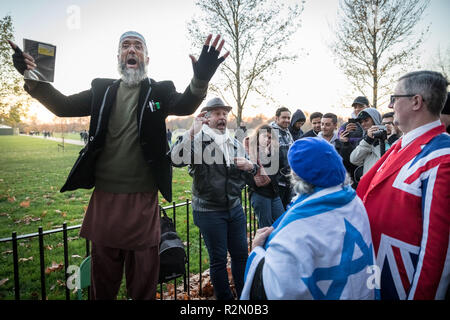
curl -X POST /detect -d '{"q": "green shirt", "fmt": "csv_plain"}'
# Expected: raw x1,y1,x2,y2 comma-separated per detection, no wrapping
95,81,157,193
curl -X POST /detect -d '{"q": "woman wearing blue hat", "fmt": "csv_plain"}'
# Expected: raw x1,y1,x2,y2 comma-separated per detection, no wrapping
241,138,377,300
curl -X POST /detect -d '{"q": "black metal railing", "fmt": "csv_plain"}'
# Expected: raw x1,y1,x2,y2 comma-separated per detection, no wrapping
0,189,258,300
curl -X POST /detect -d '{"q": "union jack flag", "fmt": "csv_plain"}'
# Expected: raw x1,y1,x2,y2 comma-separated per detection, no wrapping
357,124,450,300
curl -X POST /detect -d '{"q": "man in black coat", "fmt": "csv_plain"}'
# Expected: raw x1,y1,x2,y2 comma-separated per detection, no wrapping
9,31,228,300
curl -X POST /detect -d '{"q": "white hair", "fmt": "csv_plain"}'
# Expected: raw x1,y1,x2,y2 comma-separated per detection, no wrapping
117,59,148,86
290,171,353,196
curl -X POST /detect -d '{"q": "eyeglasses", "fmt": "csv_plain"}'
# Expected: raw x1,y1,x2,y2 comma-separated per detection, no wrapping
390,94,425,105
121,42,144,51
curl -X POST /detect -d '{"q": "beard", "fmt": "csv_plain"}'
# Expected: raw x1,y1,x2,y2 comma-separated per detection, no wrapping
117,58,148,86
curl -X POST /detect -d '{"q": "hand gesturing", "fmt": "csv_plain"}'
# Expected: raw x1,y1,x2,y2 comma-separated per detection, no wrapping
189,34,229,82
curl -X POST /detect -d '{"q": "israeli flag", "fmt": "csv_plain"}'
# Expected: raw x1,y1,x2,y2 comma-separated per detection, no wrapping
241,185,377,300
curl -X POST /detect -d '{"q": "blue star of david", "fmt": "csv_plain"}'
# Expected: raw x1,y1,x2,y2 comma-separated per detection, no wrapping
301,219,373,299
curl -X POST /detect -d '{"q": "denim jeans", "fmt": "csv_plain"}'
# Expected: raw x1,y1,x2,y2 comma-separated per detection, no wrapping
279,185,294,210
250,192,285,228
193,205,248,300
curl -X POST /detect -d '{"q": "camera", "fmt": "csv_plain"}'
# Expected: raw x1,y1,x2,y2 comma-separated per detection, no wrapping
373,125,387,139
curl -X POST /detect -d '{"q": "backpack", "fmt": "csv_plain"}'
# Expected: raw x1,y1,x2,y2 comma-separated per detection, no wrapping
158,206,186,283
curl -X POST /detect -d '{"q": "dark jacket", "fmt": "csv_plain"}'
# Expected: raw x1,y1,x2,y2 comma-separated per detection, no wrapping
288,109,306,141
24,78,204,202
246,161,280,199
270,122,293,187
300,129,319,138
170,131,257,211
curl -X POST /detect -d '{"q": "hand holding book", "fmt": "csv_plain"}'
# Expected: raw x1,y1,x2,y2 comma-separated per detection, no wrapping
8,40,37,75
8,39,56,83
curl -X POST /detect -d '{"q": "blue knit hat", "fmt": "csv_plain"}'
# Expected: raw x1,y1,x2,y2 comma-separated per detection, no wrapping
288,137,346,188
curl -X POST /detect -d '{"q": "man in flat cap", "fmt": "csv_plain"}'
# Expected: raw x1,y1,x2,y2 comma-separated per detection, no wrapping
171,97,258,300
9,31,228,300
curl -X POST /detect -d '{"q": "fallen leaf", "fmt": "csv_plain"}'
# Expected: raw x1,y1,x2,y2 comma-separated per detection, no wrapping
8,196,16,203
0,278,8,286
15,215,40,225
45,261,63,275
19,200,30,208
71,254,82,259
201,281,214,297
19,256,34,263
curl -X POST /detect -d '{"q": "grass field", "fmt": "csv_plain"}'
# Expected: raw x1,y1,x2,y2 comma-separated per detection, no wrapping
0,135,217,300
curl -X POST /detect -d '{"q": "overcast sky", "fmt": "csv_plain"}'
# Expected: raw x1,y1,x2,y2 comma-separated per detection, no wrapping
1,0,449,122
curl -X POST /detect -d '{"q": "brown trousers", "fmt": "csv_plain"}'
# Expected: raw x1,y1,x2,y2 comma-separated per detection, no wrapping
90,242,160,300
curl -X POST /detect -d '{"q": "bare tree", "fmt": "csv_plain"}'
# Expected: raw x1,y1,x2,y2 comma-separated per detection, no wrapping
432,45,450,79
0,15,30,126
188,0,304,125
330,0,430,108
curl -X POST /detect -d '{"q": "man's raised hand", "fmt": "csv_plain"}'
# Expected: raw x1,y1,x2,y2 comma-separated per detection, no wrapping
189,34,230,82
7,40,36,75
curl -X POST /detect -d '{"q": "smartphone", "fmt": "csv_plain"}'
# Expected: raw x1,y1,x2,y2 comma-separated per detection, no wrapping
348,118,358,124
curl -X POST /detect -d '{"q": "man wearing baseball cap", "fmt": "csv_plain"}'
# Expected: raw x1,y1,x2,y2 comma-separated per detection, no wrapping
9,31,229,300
241,138,376,300
335,96,370,188
171,97,258,300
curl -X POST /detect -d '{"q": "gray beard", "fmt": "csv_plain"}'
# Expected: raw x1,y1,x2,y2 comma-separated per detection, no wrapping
117,61,147,86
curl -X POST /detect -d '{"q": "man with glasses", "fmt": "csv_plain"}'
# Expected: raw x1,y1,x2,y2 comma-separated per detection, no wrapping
381,112,401,148
357,70,450,300
9,31,229,299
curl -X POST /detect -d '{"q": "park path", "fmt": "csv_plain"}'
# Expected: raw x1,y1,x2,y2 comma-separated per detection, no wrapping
20,134,85,146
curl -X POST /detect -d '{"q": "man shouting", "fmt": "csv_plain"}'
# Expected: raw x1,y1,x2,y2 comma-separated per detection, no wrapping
9,31,229,300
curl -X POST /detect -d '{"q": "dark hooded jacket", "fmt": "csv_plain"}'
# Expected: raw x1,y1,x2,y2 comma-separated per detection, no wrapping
288,109,306,141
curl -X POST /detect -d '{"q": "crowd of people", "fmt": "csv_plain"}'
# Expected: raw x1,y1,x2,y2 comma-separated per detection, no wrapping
8,30,449,301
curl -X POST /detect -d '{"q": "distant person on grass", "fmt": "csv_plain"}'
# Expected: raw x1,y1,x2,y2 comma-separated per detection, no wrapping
9,31,228,300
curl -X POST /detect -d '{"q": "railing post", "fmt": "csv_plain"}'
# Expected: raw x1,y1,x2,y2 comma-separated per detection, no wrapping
12,232,20,300
85,239,90,257
38,226,46,300
63,223,70,300
172,201,177,300
199,232,202,297
186,199,190,299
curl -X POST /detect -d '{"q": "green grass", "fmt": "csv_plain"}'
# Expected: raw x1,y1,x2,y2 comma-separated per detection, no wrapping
0,136,218,300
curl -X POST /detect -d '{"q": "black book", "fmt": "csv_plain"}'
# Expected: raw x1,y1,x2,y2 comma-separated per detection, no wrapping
23,39,56,83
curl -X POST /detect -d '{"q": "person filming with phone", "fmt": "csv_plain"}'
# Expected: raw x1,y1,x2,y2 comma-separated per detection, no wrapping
349,108,385,181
